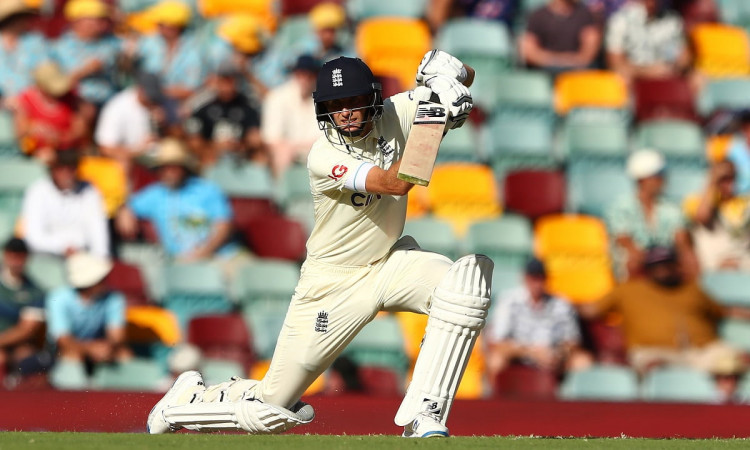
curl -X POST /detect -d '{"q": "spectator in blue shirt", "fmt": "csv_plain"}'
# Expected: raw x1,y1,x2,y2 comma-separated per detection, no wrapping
116,138,250,277
46,252,131,364
52,0,122,107
0,0,49,105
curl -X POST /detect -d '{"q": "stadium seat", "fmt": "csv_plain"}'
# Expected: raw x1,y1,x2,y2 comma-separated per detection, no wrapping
204,161,275,199
126,305,181,347
0,159,46,218
503,170,566,220
691,24,750,78
567,164,633,218
491,265,524,299
26,253,67,291
663,165,706,203
490,70,554,120
78,156,128,218
201,359,245,385
402,217,460,260
268,15,312,52
406,184,430,220
355,18,431,91
117,242,168,301
633,77,698,123
242,299,288,359
347,0,428,21
427,163,502,235
0,109,20,157
345,314,409,375
562,116,630,165
734,371,750,403
489,115,557,179
559,365,639,401
464,215,533,268
493,363,558,400
188,314,254,370
163,263,233,331
436,121,480,163
635,120,706,165
0,211,16,245
229,197,280,231
231,260,299,304
49,359,89,390
106,260,150,306
584,318,627,365
554,70,629,116
198,0,277,30
277,164,311,207
357,366,403,396
130,163,159,193
242,215,307,261
716,0,750,28
697,78,750,117
535,214,610,257
719,318,750,352
641,367,720,403
91,358,165,392
281,0,342,16
701,271,750,306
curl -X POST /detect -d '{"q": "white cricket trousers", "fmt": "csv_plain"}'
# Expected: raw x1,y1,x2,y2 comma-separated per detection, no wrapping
252,236,451,409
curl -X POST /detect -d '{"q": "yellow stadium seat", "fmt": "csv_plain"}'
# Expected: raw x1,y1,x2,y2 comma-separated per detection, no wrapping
535,214,610,258
544,254,615,303
427,163,502,236
199,0,277,31
78,156,128,218
126,305,181,346
691,24,750,78
355,18,431,92
554,70,628,115
406,184,430,219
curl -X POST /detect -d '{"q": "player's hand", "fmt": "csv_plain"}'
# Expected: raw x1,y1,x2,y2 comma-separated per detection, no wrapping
424,75,472,129
416,50,467,86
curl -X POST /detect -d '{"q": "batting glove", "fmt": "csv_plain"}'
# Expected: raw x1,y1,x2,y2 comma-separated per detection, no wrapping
424,74,473,129
415,50,468,86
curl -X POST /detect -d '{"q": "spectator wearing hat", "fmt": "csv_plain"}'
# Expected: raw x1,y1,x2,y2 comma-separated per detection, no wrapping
304,2,353,63
127,0,204,102
580,246,750,398
0,0,49,105
116,138,250,276
46,252,131,366
184,61,265,167
683,160,750,271
0,238,45,380
261,54,321,177
14,61,93,165
51,0,122,107
606,148,698,279
484,258,593,384
20,149,110,258
95,71,180,173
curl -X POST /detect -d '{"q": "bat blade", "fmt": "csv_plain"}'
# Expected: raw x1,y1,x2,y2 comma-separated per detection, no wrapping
397,100,447,186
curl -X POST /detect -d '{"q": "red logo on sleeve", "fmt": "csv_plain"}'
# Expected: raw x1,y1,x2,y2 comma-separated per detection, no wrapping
328,164,348,181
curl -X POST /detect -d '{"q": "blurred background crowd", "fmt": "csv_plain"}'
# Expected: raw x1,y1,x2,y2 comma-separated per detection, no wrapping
2,0,750,406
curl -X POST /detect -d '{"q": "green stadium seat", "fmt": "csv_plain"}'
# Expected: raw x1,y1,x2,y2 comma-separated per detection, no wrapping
464,215,533,268
698,78,750,116
277,165,315,232
567,164,633,218
641,367,720,403
0,159,46,218
562,117,630,165
117,242,168,301
231,260,299,305
0,210,16,244
663,165,706,203
489,116,557,178
163,263,232,331
491,70,554,120
344,314,409,375
204,160,275,198
242,300,288,360
403,216,460,260
436,121,480,163
201,358,245,385
0,109,20,157
270,15,313,53
559,365,639,401
716,0,750,32
49,359,89,390
635,120,706,165
491,265,524,299
347,0,428,21
91,358,165,391
701,271,750,307
26,254,67,291
719,319,750,352
733,370,750,403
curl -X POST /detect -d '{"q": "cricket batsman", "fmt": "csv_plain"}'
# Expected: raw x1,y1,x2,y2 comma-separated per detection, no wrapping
147,50,493,438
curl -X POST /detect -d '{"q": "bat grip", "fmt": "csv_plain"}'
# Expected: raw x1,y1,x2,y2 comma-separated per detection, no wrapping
462,64,475,88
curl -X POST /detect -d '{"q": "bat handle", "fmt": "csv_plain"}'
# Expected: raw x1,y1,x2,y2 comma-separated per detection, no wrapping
462,64,475,88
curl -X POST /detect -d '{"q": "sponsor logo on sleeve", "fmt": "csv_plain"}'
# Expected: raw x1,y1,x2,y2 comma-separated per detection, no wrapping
328,164,348,181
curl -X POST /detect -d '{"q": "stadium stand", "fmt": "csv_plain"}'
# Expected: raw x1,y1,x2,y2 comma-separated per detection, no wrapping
641,367,721,403
187,314,255,370
691,23,750,77
559,365,639,401
502,169,566,220
163,263,233,331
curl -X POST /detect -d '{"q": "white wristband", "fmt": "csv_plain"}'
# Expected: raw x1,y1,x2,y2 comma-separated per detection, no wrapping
344,162,375,193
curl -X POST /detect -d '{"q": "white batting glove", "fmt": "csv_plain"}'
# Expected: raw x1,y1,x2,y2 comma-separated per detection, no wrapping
415,50,468,86
424,74,473,129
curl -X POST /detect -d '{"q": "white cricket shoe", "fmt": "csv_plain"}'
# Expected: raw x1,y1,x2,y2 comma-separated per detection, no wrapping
147,370,205,434
401,413,449,438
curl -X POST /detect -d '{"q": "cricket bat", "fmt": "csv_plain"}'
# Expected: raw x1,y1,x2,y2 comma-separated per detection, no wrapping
397,64,475,186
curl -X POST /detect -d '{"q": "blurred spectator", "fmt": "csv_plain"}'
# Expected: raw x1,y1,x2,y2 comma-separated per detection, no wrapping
672,0,719,31
580,246,750,398
584,0,628,23
46,252,131,366
485,258,593,383
427,0,519,31
605,0,691,83
0,0,49,105
21,150,110,258
126,0,203,102
0,238,45,380
115,138,250,276
726,111,750,195
304,1,354,62
51,0,122,108
15,61,93,164
261,54,321,177
184,61,265,167
95,71,179,172
684,160,750,271
519,0,601,75
607,148,698,279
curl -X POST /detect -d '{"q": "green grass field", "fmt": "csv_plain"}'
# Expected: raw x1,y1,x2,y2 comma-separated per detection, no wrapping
2,433,750,450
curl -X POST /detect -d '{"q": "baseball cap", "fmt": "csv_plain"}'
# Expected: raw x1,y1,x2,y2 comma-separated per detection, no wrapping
309,2,346,30
136,72,166,104
292,54,321,74
34,61,74,98
64,0,108,20
3,237,28,254
626,148,666,180
66,252,114,289
643,246,678,267
150,0,191,27
524,257,547,278
217,14,265,55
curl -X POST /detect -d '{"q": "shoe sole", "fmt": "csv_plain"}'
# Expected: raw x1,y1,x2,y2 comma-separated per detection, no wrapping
147,370,202,434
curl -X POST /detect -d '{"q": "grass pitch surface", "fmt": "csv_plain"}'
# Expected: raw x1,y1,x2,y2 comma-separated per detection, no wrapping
2,432,750,450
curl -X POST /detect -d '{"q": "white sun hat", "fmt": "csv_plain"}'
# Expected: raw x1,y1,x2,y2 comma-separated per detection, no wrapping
626,148,666,180
66,252,114,289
